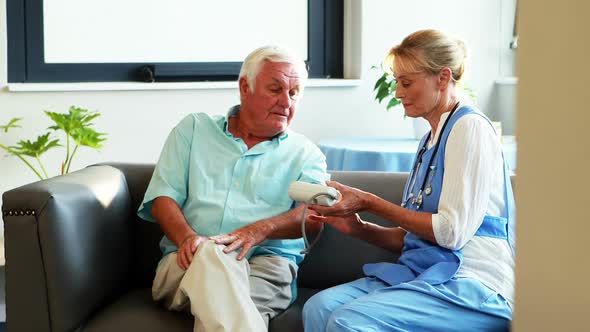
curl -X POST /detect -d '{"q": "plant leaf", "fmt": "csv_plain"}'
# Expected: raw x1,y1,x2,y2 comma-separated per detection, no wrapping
373,73,388,91
388,79,398,94
0,118,23,133
372,64,402,111
45,106,102,135
70,127,107,149
10,133,61,158
375,83,390,103
386,96,402,110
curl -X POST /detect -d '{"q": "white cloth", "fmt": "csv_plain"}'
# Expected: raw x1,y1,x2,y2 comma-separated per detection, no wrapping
152,240,295,332
430,112,515,306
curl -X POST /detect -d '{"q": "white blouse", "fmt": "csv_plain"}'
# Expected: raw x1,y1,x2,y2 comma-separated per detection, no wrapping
429,111,515,306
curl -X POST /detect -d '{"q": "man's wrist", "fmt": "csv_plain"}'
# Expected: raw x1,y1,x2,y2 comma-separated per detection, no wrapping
179,233,198,247
255,219,276,238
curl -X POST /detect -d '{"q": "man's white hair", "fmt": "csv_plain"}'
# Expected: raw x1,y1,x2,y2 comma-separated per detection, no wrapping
239,45,308,92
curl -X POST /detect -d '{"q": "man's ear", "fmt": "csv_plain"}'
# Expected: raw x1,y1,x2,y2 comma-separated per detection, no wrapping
239,77,250,97
438,67,452,90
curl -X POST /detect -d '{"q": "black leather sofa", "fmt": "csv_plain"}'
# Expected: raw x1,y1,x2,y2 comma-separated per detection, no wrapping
2,163,409,332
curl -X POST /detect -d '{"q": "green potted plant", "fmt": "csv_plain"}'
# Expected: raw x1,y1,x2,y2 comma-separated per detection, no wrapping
0,106,107,180
372,64,402,111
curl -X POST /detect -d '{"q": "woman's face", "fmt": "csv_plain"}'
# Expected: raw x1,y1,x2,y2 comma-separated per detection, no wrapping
393,70,441,119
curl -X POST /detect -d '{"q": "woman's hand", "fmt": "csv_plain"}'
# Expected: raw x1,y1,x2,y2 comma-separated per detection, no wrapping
310,181,370,217
308,213,365,236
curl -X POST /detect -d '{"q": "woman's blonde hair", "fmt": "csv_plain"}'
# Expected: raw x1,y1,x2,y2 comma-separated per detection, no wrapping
385,29,468,83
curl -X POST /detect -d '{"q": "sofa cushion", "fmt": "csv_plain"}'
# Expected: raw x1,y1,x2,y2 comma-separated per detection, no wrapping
268,288,319,331
82,288,320,332
82,289,192,332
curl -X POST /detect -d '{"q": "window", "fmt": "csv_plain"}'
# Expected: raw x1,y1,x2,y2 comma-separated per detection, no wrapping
7,0,343,83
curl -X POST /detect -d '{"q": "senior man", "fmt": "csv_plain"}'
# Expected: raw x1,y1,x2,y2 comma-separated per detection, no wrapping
137,45,328,332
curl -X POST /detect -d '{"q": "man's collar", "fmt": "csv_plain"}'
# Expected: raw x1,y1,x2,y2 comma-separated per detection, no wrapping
222,105,289,142
220,105,240,137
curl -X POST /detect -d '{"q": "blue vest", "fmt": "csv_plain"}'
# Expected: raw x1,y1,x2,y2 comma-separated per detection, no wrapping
363,106,515,314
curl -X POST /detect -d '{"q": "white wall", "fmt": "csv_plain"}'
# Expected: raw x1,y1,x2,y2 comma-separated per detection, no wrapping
0,0,515,207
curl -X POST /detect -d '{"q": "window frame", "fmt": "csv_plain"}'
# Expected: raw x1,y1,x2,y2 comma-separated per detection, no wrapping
7,0,343,83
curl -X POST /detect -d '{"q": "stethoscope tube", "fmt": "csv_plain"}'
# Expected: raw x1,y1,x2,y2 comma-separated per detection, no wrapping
299,192,331,254
402,102,460,209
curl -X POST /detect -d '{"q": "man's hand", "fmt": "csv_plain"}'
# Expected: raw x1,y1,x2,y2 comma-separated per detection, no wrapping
210,222,272,260
177,234,208,270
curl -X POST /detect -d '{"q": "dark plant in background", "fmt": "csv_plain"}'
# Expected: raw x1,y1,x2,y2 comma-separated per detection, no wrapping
0,106,107,180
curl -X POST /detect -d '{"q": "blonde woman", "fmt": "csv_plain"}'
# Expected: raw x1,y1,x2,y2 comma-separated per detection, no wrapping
303,30,515,331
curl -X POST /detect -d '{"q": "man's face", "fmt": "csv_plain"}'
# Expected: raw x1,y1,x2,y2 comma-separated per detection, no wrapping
239,61,304,138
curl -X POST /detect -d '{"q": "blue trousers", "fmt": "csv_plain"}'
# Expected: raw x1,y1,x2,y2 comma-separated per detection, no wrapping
302,277,510,332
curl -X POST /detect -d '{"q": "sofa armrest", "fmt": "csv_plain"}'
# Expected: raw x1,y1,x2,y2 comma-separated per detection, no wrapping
2,165,134,332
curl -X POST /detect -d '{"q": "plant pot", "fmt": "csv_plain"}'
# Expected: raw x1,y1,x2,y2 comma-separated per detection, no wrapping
412,117,431,140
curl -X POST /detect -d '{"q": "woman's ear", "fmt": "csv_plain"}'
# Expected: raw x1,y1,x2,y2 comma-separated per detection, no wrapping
438,67,452,90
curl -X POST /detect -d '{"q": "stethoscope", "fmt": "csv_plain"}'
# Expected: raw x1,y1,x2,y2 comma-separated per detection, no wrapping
401,102,460,210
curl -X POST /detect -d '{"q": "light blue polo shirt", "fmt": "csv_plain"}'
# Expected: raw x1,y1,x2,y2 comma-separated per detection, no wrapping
138,106,329,268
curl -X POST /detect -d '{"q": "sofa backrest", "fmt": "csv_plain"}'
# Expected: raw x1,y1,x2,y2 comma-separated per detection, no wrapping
105,163,516,290
101,163,164,287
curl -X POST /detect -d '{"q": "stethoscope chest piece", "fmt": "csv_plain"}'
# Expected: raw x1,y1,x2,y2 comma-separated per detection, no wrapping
424,166,436,196
412,190,424,209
